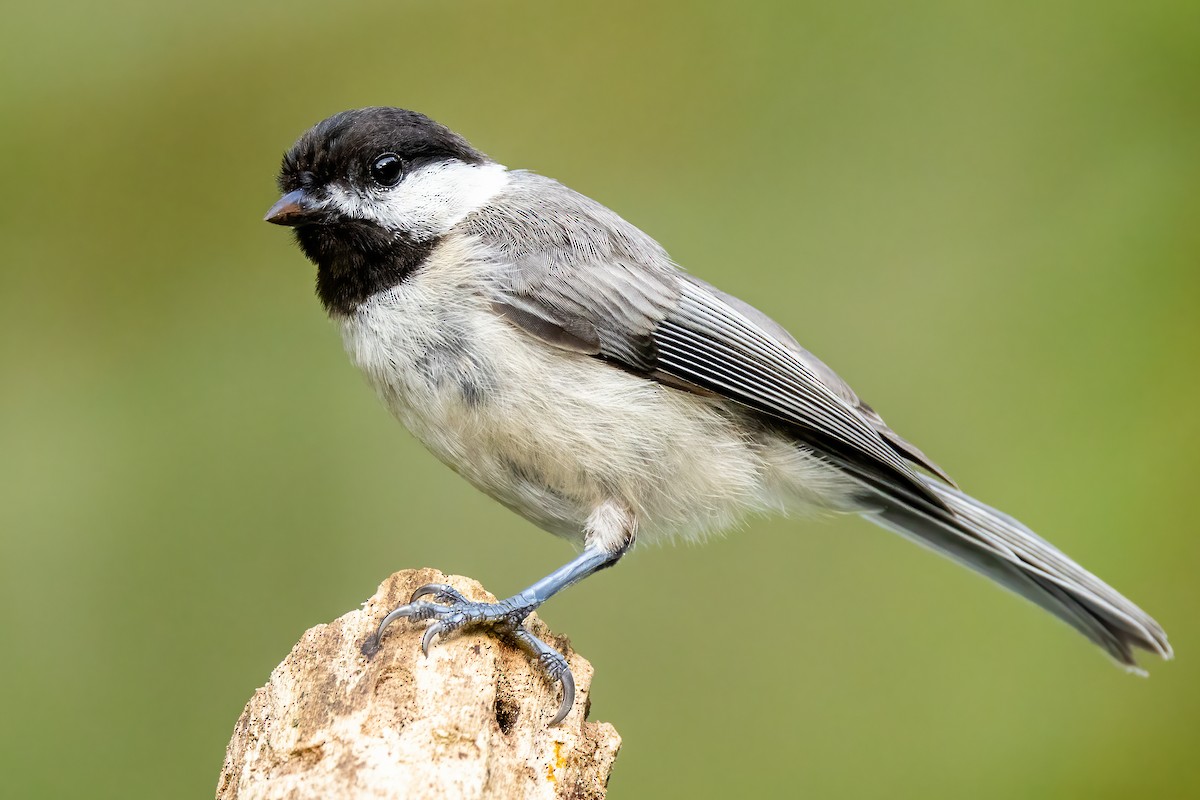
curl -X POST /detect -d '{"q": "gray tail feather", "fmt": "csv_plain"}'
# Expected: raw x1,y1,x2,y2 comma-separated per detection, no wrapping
861,476,1172,671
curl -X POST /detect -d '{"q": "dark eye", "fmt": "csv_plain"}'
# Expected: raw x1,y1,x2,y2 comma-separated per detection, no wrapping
369,153,404,187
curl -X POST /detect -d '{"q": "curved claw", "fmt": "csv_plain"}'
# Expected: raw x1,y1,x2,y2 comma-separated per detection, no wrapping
548,667,575,727
421,620,448,656
374,603,418,644
410,583,467,604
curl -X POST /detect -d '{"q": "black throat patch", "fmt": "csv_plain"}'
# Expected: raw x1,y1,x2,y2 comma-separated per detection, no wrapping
297,221,438,316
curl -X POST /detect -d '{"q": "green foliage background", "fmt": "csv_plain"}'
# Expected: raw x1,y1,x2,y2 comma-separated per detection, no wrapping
2,1,1197,797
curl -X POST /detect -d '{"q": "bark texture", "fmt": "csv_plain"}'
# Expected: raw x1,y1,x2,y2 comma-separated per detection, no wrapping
217,568,620,799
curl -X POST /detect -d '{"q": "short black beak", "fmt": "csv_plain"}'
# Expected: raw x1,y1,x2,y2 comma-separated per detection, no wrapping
264,189,321,226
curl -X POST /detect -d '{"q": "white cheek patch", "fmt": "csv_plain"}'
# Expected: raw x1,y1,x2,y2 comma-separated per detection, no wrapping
328,160,509,240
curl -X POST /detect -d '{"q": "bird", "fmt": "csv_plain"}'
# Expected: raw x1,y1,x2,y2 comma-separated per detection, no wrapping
265,107,1171,726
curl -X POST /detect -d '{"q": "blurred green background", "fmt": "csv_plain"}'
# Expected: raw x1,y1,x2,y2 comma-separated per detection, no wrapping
2,1,1197,797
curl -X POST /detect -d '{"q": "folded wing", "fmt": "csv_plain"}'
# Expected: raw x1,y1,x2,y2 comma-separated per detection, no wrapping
468,171,946,506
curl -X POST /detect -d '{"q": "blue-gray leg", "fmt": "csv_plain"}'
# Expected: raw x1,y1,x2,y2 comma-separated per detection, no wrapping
363,542,625,727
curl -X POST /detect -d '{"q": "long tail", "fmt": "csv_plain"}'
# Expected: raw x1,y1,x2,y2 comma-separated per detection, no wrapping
860,475,1171,671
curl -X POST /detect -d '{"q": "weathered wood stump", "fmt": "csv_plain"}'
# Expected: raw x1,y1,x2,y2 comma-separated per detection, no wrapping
217,568,620,799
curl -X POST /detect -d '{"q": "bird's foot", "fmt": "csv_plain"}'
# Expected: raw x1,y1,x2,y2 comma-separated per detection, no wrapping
363,582,576,726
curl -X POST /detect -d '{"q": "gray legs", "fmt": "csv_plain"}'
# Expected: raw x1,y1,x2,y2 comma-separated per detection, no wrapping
363,542,625,727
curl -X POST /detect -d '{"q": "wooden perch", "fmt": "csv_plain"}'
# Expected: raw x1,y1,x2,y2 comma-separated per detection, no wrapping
217,568,621,799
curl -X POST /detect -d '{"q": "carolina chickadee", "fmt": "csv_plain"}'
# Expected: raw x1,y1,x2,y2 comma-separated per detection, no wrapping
266,107,1170,726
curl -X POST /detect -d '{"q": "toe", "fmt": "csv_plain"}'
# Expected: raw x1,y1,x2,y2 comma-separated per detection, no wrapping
410,583,467,604
375,603,419,642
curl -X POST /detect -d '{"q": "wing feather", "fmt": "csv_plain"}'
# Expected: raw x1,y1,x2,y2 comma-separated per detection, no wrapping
468,171,949,505
460,172,1173,667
